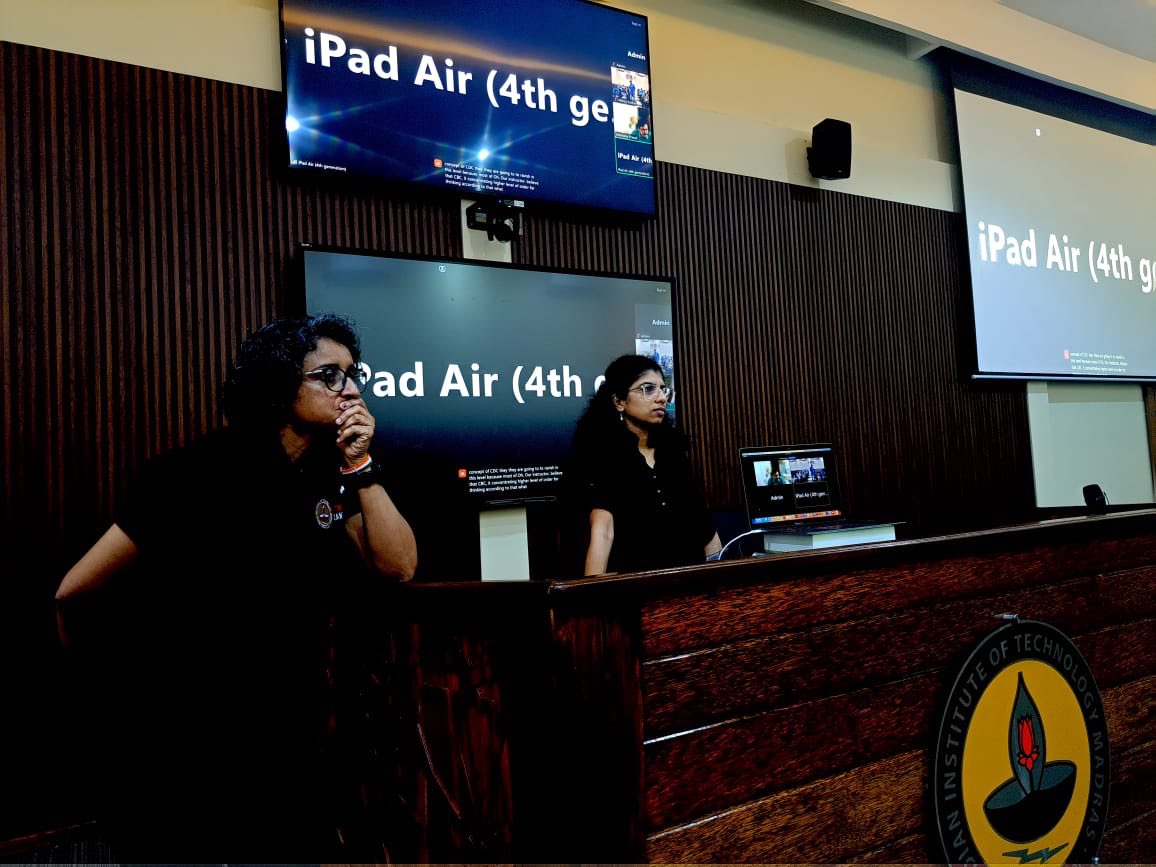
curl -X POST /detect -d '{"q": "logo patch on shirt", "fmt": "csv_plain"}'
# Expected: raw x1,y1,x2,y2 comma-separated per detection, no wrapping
315,498,334,529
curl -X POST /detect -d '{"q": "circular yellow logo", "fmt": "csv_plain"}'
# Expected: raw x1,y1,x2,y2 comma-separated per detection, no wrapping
933,620,1109,864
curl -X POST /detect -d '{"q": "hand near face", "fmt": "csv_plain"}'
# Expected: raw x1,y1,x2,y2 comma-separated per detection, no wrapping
335,398,375,469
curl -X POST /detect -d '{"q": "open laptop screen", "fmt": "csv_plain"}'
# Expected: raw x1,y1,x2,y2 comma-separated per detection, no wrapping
740,443,844,526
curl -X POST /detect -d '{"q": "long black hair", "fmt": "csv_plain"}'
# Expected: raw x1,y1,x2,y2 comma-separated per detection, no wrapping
221,314,361,433
573,354,680,460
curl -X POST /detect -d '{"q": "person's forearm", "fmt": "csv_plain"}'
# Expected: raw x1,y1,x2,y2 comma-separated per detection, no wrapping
585,509,614,576
355,484,418,579
584,538,611,576
584,524,614,575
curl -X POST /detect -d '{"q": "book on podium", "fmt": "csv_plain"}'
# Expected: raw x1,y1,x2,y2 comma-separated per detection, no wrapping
759,521,897,552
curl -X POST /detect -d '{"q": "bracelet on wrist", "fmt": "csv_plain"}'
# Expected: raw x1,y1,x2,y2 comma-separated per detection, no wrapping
341,454,372,475
343,462,382,491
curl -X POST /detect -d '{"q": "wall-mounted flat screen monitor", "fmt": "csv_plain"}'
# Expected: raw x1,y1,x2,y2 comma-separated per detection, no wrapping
281,0,656,216
301,247,677,506
954,89,1156,381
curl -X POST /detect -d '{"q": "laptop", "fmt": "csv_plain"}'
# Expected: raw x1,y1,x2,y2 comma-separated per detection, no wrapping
738,443,894,536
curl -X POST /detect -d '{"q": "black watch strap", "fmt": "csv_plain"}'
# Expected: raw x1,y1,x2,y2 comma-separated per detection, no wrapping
342,462,382,491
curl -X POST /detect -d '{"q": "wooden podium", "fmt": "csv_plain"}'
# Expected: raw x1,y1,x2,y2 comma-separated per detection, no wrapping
342,511,1156,863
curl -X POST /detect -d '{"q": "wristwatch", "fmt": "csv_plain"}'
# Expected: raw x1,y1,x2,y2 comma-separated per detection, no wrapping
341,461,383,491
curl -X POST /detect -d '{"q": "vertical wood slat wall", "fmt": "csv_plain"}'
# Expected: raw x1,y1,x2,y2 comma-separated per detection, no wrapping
0,43,460,560
2,41,1047,567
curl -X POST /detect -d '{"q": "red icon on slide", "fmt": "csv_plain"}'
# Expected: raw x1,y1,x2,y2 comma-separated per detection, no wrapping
1063,349,1070,360
458,468,467,479
434,158,444,169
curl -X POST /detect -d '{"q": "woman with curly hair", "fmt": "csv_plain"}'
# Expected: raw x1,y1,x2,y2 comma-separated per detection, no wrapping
54,314,415,860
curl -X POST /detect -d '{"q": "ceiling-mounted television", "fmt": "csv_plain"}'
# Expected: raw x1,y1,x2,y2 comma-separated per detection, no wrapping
953,88,1156,381
280,0,657,216
300,247,678,509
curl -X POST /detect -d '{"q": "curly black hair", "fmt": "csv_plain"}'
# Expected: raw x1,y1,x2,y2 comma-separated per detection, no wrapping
221,314,361,432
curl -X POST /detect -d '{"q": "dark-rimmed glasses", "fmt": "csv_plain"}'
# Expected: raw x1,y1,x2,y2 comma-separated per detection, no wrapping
303,364,369,393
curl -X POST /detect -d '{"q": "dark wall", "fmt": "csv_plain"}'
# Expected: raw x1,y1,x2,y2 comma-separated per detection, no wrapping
0,40,1071,837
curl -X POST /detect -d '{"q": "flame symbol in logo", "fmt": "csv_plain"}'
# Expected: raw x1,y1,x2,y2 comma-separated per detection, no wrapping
983,673,1077,847
1017,717,1040,773
1011,676,1046,794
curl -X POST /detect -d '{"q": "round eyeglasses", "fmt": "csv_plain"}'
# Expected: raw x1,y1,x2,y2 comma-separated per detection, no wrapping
629,382,672,399
303,364,369,393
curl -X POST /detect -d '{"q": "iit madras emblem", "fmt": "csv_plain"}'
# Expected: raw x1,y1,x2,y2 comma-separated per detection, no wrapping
315,497,334,529
933,620,1109,864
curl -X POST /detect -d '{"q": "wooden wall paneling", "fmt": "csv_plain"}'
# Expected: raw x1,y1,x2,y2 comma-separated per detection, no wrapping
0,42,461,557
638,528,1156,656
643,673,1155,863
373,585,555,864
642,568,1156,736
627,520,1156,857
1099,675,1156,861
644,672,940,831
370,518,1155,863
547,606,649,863
642,612,1156,834
1100,674,1156,754
1107,740,1156,828
645,748,927,863
1102,808,1156,864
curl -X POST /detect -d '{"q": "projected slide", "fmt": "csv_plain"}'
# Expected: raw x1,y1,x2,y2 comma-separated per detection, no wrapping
955,90,1156,379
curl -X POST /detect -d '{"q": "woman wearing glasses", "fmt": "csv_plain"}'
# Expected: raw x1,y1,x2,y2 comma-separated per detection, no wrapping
572,354,720,575
54,314,415,859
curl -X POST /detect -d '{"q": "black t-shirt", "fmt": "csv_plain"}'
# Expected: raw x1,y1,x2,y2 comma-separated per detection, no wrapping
581,438,715,574
106,427,371,857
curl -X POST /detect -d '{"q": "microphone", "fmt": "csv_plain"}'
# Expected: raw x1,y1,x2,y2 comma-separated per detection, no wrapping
1082,483,1108,514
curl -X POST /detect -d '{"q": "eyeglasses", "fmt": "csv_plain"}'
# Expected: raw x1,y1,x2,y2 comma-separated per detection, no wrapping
630,382,672,399
303,364,369,393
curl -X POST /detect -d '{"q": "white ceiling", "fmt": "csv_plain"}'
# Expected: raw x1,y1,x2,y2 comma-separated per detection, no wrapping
801,0,1156,112
1000,0,1156,62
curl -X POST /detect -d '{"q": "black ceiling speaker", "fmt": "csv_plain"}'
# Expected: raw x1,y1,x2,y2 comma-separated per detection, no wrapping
807,118,852,180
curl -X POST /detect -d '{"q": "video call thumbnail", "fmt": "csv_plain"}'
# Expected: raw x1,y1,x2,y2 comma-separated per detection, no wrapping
636,336,675,421
611,67,650,106
612,66,652,141
753,456,828,486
